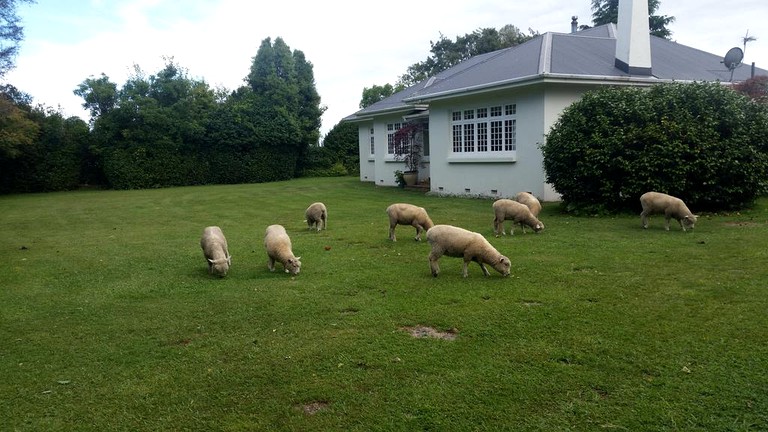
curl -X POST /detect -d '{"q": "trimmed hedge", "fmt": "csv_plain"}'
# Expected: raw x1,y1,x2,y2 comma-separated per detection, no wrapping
543,82,768,213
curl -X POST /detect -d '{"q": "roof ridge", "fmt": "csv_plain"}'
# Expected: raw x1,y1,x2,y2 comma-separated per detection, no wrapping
539,33,553,74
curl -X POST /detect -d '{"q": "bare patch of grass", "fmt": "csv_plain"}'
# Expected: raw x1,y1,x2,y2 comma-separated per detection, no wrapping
401,325,458,340
296,401,330,415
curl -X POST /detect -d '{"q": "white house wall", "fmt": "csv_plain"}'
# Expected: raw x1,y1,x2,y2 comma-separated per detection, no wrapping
356,83,598,199
427,87,548,199
363,114,423,187
358,121,375,183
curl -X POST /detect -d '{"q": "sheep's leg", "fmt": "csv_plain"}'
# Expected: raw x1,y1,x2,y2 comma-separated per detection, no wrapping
268,256,276,272
477,260,491,277
494,219,506,237
664,215,671,231
428,251,441,277
389,224,397,241
641,211,649,229
678,219,686,232
413,224,423,241
519,222,526,234
462,260,470,278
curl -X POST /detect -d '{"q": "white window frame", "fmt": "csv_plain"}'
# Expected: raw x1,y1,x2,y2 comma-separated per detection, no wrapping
449,104,517,162
369,127,375,156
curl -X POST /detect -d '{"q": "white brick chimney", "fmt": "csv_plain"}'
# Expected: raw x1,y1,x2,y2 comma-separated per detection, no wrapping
615,0,652,75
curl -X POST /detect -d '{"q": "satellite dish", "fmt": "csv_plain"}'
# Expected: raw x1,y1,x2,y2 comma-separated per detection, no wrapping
722,47,744,81
723,47,744,69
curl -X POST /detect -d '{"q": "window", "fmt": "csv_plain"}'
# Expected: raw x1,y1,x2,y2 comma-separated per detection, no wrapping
369,128,375,155
386,122,402,154
451,104,517,157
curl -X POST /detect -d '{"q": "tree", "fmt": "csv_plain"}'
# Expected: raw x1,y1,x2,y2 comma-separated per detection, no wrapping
82,59,219,189
587,0,675,39
74,73,118,119
360,24,537,108
0,0,34,78
322,121,359,174
396,26,538,88
542,82,768,213
359,83,399,109
246,37,324,175
0,87,38,160
734,75,768,104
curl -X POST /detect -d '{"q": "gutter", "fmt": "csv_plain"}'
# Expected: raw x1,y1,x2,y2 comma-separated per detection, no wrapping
402,73,684,104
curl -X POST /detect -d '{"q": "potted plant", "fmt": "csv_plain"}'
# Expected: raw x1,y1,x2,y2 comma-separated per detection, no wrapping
391,122,424,187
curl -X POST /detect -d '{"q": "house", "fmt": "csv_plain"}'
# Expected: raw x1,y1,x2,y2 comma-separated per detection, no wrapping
342,0,767,202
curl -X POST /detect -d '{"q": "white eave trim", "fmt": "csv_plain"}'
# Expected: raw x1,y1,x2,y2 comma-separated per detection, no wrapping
402,73,682,103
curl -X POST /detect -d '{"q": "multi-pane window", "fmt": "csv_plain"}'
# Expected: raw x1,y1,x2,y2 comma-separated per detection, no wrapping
386,122,403,154
369,128,375,155
452,104,517,155
452,125,462,152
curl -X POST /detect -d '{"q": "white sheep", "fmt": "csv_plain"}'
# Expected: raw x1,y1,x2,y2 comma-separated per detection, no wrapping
640,191,698,231
264,224,301,275
492,199,544,237
514,191,542,217
200,226,231,277
386,203,435,241
426,224,511,278
305,202,327,231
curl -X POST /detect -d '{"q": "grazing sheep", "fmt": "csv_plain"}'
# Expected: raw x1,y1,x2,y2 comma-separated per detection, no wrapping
200,226,231,277
305,202,328,231
264,224,301,275
492,199,544,237
514,191,542,217
386,203,435,241
426,224,511,278
640,191,698,231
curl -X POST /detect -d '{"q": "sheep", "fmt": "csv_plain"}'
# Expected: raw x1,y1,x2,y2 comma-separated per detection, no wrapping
305,202,327,231
386,203,435,241
426,224,511,278
264,224,301,275
640,191,698,231
492,199,544,237
514,191,542,217
200,226,231,277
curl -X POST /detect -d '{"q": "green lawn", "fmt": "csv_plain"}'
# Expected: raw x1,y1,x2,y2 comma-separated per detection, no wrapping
1,177,766,431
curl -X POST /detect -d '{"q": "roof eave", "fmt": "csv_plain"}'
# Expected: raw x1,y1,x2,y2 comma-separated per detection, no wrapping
402,73,688,103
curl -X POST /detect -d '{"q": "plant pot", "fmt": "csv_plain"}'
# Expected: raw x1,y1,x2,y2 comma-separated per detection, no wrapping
402,171,418,186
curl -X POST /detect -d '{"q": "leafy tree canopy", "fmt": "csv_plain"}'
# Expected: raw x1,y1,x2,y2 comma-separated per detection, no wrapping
734,75,768,104
359,83,402,109
397,25,538,88
359,24,537,108
584,0,675,39
0,0,34,78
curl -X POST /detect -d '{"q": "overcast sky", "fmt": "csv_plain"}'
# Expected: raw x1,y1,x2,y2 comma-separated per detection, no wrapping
4,0,767,138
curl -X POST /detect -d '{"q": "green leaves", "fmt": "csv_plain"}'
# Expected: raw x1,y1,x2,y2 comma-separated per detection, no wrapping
543,82,768,213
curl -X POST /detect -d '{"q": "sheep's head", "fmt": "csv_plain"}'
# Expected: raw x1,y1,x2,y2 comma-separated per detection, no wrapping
284,257,301,275
208,255,231,277
533,221,545,233
494,255,512,277
682,215,698,230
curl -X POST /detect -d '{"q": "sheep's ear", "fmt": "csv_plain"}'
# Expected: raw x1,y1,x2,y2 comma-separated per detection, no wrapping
227,255,232,264
296,256,301,261
208,258,214,264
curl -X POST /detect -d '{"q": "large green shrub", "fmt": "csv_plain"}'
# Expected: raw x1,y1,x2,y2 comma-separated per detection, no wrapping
543,82,768,213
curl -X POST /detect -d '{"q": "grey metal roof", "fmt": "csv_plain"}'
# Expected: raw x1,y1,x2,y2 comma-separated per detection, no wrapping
343,24,767,121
